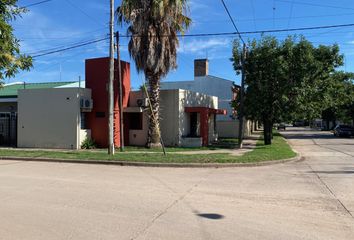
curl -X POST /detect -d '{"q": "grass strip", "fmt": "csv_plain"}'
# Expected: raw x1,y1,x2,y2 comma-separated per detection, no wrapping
0,134,295,164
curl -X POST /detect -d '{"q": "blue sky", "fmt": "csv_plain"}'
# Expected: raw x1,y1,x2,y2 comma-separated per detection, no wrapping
10,0,354,89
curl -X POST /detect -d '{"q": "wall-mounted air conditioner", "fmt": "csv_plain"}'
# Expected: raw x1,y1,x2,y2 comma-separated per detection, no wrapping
80,98,93,112
137,98,149,107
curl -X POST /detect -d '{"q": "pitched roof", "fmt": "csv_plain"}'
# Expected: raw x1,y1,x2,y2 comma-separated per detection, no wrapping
0,82,75,98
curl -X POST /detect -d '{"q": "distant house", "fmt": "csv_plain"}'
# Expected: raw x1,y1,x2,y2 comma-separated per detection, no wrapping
161,59,251,138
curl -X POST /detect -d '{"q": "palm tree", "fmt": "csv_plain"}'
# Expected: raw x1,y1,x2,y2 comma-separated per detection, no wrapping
116,0,191,147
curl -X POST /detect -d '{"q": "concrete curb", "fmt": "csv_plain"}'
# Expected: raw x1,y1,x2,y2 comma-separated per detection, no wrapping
0,153,303,168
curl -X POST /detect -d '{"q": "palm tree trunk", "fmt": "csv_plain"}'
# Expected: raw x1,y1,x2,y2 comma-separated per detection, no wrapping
146,71,162,148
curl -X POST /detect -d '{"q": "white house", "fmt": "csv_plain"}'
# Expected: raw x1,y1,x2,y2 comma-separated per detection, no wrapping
161,59,250,138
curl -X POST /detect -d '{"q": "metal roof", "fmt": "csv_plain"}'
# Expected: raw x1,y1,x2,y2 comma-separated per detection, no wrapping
0,82,75,98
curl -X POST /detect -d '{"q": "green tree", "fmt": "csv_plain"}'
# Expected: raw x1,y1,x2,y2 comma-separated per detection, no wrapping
116,0,191,147
0,0,32,82
231,35,344,144
321,72,354,129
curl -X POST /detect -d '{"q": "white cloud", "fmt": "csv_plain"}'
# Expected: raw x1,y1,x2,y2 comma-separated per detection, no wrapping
178,38,231,55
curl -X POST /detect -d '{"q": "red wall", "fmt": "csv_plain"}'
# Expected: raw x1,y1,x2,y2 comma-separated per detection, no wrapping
85,57,130,148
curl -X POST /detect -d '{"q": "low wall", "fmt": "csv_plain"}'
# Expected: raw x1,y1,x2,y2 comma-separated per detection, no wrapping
180,137,202,148
216,120,251,138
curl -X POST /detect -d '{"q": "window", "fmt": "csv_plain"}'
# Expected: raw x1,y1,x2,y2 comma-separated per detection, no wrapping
95,112,105,118
129,113,143,130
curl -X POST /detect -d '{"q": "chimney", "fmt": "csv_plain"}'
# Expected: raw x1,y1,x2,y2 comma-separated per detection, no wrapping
194,59,209,77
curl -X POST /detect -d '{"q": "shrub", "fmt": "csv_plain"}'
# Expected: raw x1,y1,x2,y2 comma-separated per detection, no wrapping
81,138,97,149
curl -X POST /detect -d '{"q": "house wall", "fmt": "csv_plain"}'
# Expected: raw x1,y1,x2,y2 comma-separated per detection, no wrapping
178,89,218,145
160,90,180,146
125,91,148,146
85,57,130,148
160,75,253,138
17,88,91,149
126,89,218,147
161,75,233,121
216,119,252,138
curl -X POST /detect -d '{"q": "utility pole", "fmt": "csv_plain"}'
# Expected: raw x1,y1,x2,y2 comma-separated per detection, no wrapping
108,0,115,155
238,44,247,149
116,31,124,152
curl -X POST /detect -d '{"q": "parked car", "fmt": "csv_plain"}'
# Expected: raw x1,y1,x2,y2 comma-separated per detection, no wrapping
333,125,354,137
277,123,286,130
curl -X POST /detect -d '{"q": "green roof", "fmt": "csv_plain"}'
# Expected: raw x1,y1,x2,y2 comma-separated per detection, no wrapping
0,82,75,98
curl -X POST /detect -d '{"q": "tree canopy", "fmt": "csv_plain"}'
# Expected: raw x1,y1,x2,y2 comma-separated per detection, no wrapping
0,0,32,82
231,35,349,144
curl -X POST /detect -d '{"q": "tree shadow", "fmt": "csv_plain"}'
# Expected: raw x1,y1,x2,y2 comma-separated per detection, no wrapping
284,134,336,140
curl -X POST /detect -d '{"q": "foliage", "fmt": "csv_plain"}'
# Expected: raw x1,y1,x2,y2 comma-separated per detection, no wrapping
81,138,97,149
116,0,191,147
230,83,240,119
321,72,354,127
231,35,344,144
0,0,32,82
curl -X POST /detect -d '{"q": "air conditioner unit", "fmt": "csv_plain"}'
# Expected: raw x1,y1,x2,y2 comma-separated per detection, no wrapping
80,98,93,112
136,98,149,107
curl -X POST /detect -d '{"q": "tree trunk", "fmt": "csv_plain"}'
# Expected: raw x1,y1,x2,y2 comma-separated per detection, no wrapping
146,72,162,148
263,119,272,145
326,120,329,131
332,119,336,129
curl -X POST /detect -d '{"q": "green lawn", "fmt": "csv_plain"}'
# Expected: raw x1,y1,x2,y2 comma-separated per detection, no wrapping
235,133,297,163
0,134,296,164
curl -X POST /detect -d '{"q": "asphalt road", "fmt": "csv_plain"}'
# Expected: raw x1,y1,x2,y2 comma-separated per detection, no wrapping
0,127,353,240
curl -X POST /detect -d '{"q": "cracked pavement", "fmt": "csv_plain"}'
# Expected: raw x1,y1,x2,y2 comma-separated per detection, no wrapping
0,127,353,240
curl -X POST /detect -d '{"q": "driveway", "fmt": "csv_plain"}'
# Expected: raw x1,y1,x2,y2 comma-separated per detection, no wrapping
0,127,353,240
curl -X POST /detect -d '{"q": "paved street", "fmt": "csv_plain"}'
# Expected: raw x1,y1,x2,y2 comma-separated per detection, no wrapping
0,127,353,240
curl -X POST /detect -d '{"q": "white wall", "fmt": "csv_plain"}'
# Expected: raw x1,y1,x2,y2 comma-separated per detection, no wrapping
160,90,180,146
161,75,234,121
127,89,218,147
216,119,252,138
18,88,91,149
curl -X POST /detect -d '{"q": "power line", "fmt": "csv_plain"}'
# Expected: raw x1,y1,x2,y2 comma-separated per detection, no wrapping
32,37,109,58
275,0,354,11
27,35,108,55
240,23,354,35
118,22,354,38
22,0,54,8
64,0,104,27
250,0,257,31
287,0,295,29
220,0,245,45
31,22,354,58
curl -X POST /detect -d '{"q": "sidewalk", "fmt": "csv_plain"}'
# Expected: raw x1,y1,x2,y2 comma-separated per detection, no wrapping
169,135,259,156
